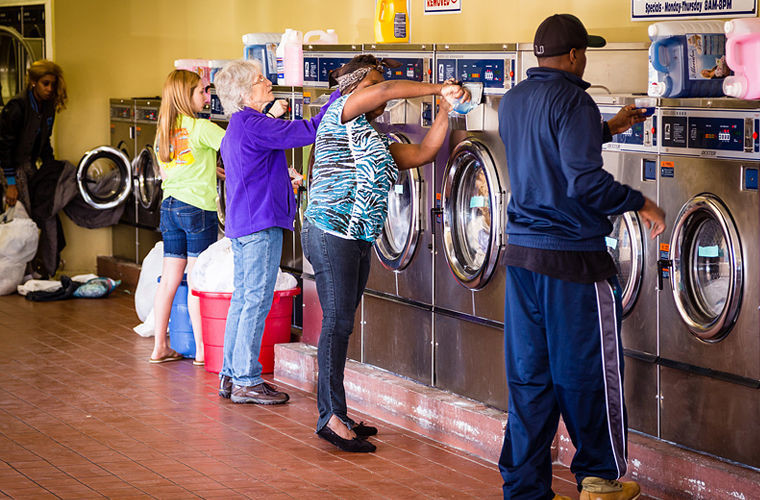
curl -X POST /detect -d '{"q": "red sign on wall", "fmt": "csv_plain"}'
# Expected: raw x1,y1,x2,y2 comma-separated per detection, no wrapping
425,0,461,15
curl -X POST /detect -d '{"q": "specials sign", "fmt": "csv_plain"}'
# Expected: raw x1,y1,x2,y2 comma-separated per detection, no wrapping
425,0,461,15
632,0,757,19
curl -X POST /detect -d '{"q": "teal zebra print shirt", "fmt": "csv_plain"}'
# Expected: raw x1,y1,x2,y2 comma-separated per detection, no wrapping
305,94,399,242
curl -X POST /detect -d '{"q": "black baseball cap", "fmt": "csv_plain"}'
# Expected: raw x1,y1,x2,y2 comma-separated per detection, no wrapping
533,14,606,57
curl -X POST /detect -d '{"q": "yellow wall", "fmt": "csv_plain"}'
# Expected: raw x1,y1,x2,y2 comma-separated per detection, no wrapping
50,0,660,272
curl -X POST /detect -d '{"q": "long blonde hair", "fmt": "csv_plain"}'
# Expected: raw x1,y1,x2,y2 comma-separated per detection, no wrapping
157,69,200,163
27,59,67,112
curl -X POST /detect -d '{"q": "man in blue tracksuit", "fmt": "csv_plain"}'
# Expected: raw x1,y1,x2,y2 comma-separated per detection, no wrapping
497,14,666,500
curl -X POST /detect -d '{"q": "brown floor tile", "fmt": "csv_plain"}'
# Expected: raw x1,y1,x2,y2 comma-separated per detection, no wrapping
0,292,593,498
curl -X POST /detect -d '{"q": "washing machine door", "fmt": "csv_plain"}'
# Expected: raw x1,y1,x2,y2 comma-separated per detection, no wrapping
215,153,226,231
606,212,644,317
374,133,422,271
440,139,505,290
76,146,132,209
133,145,162,211
669,194,742,341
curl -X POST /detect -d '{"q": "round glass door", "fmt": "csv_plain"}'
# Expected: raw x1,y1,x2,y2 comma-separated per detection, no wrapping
133,145,162,211
374,133,421,271
216,153,226,231
670,194,742,341
0,26,35,105
606,212,644,317
76,146,132,209
441,139,504,290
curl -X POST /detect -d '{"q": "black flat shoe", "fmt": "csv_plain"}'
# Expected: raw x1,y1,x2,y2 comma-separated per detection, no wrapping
352,422,378,437
317,425,376,453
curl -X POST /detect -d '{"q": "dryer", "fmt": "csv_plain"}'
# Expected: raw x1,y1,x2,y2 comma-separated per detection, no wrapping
657,100,760,467
361,44,436,384
597,95,660,437
431,44,518,409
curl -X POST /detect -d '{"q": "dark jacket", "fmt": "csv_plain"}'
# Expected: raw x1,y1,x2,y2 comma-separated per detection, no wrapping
498,67,644,252
0,89,55,182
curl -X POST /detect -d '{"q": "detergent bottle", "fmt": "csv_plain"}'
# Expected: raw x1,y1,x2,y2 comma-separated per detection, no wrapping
647,21,727,98
303,29,338,45
722,18,760,100
242,33,281,82
375,0,409,43
277,29,304,86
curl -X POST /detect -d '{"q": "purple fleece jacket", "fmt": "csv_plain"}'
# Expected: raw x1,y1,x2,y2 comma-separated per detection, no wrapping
220,90,340,239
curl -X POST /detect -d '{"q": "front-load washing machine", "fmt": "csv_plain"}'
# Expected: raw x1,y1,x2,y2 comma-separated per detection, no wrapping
359,44,436,383
658,100,760,467
78,98,136,261
431,44,518,409
597,95,660,437
300,44,362,353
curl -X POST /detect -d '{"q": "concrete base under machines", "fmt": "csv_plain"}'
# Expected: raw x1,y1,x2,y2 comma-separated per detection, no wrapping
274,342,760,499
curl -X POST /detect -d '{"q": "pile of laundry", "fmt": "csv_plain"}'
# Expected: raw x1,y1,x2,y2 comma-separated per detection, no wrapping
17,274,121,301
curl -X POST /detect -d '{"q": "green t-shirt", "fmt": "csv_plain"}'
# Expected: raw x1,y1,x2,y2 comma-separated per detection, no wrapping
157,115,225,212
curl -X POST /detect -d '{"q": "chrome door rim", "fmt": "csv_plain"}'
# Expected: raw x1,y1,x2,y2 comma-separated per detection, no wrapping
133,145,162,210
608,212,644,317
440,138,504,290
76,145,132,209
669,194,742,341
374,132,422,271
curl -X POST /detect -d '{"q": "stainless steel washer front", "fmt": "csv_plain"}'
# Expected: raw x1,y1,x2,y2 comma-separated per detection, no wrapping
76,146,133,210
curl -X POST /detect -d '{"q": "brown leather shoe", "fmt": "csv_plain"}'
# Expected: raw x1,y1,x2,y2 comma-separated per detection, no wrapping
231,382,290,405
218,376,232,399
580,477,641,500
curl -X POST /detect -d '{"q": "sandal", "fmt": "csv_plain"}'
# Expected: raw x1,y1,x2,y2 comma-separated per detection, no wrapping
149,350,183,364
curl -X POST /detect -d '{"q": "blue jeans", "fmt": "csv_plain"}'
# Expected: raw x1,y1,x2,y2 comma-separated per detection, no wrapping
220,227,283,387
301,218,372,432
159,196,218,258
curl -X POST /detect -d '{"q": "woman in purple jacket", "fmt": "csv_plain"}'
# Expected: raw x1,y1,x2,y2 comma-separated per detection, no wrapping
213,60,339,405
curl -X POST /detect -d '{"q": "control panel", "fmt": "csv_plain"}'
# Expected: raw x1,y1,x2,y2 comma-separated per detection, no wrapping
599,105,657,152
659,108,760,159
435,52,517,94
303,50,358,87
365,52,433,83
135,107,158,122
110,105,132,121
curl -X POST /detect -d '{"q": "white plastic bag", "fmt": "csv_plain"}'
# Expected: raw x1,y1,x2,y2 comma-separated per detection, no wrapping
134,241,163,322
275,269,298,291
191,237,234,292
133,308,156,337
0,202,40,295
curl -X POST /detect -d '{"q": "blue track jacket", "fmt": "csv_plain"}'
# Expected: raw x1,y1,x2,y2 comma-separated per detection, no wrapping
498,67,645,252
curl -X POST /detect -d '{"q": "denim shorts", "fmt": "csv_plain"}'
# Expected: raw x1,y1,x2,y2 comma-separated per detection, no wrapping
159,196,219,258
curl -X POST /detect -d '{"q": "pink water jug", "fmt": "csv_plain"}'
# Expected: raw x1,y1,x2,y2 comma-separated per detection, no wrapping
723,18,760,99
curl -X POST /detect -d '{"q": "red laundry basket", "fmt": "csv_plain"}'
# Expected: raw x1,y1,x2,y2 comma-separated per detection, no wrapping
191,288,300,374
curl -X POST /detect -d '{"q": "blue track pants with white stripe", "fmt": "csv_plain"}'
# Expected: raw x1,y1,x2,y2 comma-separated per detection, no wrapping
499,265,628,499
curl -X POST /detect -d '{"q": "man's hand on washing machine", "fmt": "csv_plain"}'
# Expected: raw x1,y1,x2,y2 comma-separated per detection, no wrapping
268,99,289,118
608,105,646,136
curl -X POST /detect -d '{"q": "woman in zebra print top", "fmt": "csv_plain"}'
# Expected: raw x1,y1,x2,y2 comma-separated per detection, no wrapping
303,55,468,453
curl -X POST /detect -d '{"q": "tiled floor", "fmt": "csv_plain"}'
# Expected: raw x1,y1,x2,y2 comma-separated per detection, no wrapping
0,290,584,499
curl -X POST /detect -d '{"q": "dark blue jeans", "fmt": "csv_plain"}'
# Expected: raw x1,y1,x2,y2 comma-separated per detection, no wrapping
301,218,372,432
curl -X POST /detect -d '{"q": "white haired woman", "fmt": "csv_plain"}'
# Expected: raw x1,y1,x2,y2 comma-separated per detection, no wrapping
213,59,339,405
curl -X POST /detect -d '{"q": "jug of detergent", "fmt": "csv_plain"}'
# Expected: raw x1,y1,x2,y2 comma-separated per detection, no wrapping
648,21,727,98
242,33,281,82
375,0,409,43
722,18,760,99
277,29,304,86
303,29,338,45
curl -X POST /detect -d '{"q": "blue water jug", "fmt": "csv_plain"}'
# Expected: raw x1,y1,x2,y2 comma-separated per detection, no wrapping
648,21,728,98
